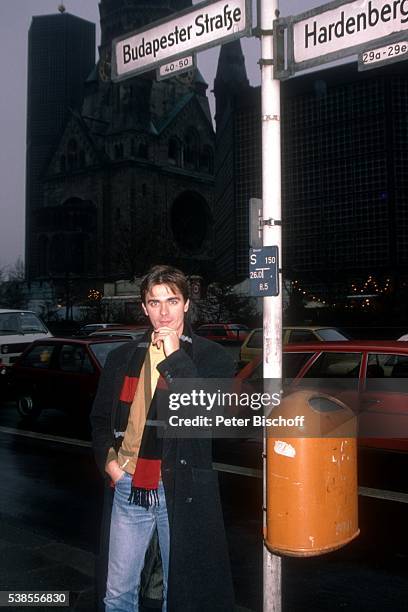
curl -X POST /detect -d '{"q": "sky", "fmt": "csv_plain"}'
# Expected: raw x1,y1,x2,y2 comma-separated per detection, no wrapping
0,0,322,270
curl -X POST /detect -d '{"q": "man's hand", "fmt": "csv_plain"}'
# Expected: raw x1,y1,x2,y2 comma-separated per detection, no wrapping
106,459,125,483
152,327,180,357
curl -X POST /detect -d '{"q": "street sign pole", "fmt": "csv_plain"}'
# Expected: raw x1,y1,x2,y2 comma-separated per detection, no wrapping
260,0,282,610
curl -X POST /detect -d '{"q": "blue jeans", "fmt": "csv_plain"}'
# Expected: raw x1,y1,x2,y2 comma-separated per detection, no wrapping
105,472,170,612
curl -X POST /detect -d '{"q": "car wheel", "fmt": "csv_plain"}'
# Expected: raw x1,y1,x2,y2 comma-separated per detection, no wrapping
17,393,41,420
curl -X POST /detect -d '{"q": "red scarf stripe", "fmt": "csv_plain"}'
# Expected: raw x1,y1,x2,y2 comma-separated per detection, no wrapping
132,458,162,490
119,375,139,403
156,375,168,391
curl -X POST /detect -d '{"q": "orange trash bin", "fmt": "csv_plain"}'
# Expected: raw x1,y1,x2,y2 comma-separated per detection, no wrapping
265,389,359,557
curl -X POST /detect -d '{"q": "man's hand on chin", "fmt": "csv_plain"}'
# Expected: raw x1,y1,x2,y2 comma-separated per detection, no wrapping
152,327,180,357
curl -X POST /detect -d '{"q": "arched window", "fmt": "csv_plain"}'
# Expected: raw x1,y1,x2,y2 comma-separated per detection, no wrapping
79,150,86,168
69,235,85,274
184,128,199,169
59,155,66,173
171,191,211,253
67,140,78,171
168,137,181,166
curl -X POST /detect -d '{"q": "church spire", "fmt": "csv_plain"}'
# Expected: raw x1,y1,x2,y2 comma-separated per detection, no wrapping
214,40,250,124
215,40,249,89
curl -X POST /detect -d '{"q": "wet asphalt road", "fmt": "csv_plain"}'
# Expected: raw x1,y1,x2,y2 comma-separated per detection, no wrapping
0,402,407,611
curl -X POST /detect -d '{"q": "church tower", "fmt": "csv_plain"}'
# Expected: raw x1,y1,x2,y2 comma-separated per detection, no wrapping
214,40,249,129
31,0,216,294
213,41,255,281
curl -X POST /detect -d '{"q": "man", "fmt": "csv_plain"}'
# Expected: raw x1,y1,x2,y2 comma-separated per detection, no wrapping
90,265,235,611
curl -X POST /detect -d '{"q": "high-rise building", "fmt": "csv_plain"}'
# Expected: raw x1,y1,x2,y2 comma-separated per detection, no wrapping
282,64,403,284
214,41,259,280
26,11,95,280
214,54,408,297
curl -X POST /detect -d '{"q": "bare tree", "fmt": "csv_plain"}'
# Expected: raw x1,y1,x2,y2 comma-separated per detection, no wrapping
7,258,25,281
194,282,258,325
0,258,26,309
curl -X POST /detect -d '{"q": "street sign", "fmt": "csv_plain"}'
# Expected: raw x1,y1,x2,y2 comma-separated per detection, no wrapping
274,0,408,79
249,197,263,249
249,247,279,297
156,55,195,81
358,33,408,70
112,0,252,81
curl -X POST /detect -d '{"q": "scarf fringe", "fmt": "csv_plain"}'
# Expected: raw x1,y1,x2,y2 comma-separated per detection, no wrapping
128,486,160,510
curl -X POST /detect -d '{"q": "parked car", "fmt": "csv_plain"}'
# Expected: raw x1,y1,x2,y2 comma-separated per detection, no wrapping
239,326,350,366
74,323,126,337
8,337,130,420
195,324,250,344
237,340,408,453
89,326,150,341
0,309,52,369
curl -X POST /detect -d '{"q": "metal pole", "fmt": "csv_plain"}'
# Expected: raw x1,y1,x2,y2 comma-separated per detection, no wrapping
260,0,282,610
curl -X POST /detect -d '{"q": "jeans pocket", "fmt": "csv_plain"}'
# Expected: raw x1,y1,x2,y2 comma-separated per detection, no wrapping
115,470,127,485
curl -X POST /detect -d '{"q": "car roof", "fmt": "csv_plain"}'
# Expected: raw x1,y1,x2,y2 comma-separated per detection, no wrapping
92,325,151,334
81,322,123,327
285,340,408,352
249,326,342,333
284,326,342,331
0,309,38,314
90,331,145,337
27,337,128,346
197,323,246,328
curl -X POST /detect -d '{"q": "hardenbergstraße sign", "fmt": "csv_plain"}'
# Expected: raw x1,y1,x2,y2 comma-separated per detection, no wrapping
112,0,252,81
295,0,408,63
274,0,408,78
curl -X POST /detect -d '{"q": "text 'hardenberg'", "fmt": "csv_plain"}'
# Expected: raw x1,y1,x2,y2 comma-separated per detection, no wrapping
304,0,408,49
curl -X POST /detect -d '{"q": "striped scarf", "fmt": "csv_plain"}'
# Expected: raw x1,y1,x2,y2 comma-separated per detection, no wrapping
117,324,193,510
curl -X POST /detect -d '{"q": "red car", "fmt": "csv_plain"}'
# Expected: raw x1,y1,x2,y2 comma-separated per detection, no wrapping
195,324,249,344
8,337,130,420
237,341,408,453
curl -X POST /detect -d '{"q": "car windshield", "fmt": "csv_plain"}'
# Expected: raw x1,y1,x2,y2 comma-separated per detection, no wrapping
247,330,263,349
317,329,349,341
0,312,48,335
89,341,128,367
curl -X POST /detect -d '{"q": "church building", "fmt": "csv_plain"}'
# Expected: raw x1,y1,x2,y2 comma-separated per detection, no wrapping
26,0,215,297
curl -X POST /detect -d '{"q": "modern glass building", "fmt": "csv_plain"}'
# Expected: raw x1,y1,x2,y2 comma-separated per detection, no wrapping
26,11,95,279
214,53,408,297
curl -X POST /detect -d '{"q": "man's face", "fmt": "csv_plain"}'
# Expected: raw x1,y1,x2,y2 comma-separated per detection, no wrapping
142,284,189,336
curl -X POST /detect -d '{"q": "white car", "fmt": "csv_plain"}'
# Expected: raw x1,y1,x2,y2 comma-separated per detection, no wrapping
398,334,408,341
0,309,52,368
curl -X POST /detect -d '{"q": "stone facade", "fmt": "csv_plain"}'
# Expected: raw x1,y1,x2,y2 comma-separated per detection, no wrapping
29,0,215,296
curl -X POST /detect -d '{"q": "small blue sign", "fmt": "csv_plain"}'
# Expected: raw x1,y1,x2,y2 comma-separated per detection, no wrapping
249,246,279,297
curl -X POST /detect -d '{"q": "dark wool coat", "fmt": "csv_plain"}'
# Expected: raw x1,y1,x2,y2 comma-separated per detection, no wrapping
90,332,235,612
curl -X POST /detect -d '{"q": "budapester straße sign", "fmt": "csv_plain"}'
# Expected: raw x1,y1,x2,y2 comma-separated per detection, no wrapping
112,0,252,81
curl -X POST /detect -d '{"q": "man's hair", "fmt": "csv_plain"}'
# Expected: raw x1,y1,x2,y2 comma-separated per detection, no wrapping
140,265,189,303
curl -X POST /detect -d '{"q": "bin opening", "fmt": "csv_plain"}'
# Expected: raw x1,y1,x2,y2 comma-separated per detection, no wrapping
308,396,343,413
